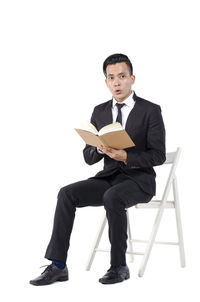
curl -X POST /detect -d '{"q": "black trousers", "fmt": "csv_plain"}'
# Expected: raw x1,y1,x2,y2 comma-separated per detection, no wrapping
44,170,153,266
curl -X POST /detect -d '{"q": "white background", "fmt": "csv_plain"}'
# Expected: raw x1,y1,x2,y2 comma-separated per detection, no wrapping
0,0,199,301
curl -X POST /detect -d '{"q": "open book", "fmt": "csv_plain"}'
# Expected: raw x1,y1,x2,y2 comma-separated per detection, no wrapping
74,121,135,149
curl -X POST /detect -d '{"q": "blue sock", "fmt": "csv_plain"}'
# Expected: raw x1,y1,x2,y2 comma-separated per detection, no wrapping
52,260,66,269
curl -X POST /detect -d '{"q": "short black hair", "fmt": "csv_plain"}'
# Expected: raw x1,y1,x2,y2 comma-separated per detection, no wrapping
103,53,133,77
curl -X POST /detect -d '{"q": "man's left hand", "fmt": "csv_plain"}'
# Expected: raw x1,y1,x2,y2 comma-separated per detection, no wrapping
98,145,127,163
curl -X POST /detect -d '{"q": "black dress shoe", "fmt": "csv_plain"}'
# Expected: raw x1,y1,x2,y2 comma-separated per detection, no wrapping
99,265,130,284
29,263,68,286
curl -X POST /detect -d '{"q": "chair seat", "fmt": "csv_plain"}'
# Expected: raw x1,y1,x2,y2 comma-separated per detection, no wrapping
135,200,175,208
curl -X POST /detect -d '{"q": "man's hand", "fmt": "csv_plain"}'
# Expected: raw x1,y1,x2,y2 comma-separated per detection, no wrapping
98,145,127,163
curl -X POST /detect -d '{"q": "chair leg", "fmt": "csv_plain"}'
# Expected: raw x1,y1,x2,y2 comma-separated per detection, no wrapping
173,177,186,267
138,195,169,277
85,212,107,271
126,209,134,263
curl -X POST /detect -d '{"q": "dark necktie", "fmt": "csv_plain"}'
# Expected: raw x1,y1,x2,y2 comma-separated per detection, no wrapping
116,103,125,126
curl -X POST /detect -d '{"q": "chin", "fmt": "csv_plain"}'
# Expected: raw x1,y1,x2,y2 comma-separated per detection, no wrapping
115,95,125,101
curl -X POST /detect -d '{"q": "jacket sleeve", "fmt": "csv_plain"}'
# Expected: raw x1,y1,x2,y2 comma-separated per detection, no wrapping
83,108,105,165
125,105,166,168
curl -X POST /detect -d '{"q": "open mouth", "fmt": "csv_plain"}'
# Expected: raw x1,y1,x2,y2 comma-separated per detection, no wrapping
115,90,121,94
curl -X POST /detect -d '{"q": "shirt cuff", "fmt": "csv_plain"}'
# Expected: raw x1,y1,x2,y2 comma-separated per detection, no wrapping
96,147,105,154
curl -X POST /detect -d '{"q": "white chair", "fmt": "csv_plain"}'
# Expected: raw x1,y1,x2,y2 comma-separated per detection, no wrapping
86,147,186,277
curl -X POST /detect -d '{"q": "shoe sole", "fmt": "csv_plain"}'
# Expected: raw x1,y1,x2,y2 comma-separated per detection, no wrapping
57,276,69,282
29,276,68,286
99,273,130,284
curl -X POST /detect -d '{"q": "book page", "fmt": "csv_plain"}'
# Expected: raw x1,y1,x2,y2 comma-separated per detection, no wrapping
75,120,98,135
99,122,123,136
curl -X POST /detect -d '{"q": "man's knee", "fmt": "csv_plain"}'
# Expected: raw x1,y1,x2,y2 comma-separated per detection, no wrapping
103,187,124,211
58,185,69,198
58,181,78,197
57,184,76,206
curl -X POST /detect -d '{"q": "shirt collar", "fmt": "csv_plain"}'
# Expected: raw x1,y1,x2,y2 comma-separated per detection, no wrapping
112,90,135,109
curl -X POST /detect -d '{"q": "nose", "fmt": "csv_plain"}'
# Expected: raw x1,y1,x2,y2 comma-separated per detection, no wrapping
113,78,120,86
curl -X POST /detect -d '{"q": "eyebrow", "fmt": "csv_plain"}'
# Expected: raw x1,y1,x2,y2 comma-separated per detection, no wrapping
107,72,126,76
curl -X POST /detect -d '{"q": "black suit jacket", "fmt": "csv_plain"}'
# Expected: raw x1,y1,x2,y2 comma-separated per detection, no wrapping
83,92,166,196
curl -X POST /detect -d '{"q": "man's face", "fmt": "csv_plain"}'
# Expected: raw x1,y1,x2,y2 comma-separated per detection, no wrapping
105,62,135,102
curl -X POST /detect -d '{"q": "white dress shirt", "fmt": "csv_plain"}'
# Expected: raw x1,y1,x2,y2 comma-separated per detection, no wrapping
112,90,135,128
97,90,135,155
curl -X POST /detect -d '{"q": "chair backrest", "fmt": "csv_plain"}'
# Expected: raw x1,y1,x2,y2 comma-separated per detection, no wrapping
165,148,181,165
161,147,181,203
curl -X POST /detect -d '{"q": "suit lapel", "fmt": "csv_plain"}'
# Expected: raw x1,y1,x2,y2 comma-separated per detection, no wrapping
125,92,140,131
103,99,113,125
103,92,141,131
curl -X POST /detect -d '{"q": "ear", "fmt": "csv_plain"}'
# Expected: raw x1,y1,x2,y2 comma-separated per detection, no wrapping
131,75,135,85
105,78,108,87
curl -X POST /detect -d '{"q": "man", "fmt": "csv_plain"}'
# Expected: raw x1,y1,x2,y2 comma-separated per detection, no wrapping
30,53,166,286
